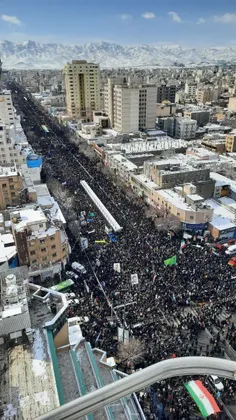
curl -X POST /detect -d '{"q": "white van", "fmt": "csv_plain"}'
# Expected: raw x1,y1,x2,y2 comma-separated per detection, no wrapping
225,244,236,255
209,375,224,392
72,261,87,274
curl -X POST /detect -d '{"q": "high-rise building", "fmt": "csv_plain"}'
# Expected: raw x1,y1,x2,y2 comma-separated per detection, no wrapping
63,60,100,122
104,77,126,127
104,78,157,132
157,84,176,103
0,90,15,126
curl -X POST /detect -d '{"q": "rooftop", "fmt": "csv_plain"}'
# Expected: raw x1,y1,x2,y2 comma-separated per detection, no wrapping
187,194,204,201
12,208,47,232
210,172,236,192
108,153,137,171
205,198,236,231
0,166,18,178
121,138,188,154
0,297,59,419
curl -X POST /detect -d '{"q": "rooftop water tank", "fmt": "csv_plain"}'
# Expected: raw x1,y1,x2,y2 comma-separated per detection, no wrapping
26,154,42,168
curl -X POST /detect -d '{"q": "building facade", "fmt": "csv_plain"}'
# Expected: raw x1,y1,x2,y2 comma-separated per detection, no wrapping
107,82,157,133
157,84,176,103
12,208,69,279
63,60,100,122
175,118,197,140
225,133,236,152
184,110,210,127
144,160,210,189
196,88,212,104
0,166,23,210
0,90,15,127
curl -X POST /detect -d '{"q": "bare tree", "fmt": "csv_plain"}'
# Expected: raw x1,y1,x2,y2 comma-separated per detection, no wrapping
117,339,145,369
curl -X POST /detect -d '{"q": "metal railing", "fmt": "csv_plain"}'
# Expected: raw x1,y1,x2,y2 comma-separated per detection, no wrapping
38,356,236,420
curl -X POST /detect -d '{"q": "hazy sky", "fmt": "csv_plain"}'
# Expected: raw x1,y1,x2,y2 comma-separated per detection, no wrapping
1,0,236,46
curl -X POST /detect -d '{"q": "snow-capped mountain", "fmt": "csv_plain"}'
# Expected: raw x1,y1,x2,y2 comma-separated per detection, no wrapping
0,40,236,69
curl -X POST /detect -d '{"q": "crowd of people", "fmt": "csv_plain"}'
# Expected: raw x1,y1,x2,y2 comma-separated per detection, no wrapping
11,82,236,419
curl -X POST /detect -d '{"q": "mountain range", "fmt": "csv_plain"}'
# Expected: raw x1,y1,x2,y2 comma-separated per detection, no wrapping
0,40,236,69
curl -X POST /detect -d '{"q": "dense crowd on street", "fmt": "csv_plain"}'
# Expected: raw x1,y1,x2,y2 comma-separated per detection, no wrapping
11,83,236,419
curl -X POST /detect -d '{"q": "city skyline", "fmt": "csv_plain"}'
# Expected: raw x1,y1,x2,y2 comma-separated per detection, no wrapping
0,0,236,46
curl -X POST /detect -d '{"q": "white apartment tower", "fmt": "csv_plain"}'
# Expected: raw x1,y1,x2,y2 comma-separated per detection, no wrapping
0,90,15,127
63,60,100,122
105,78,157,133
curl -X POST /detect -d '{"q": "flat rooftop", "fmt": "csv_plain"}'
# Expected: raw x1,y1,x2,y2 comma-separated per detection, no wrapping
109,153,137,171
0,299,59,419
158,189,192,211
210,172,236,192
121,138,188,154
12,208,47,232
0,166,18,178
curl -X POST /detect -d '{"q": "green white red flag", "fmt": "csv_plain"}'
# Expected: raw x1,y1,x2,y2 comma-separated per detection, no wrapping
185,380,221,418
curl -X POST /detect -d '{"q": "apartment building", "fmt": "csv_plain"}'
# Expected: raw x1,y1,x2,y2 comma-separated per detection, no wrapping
225,133,236,152
184,83,197,97
130,174,213,229
152,188,213,226
144,159,210,189
104,77,126,127
201,139,226,154
0,166,23,210
175,118,197,140
196,88,212,104
157,84,176,103
228,97,236,112
11,207,69,279
63,60,100,122
0,90,15,126
108,83,156,133
184,109,210,127
156,103,176,117
0,123,33,167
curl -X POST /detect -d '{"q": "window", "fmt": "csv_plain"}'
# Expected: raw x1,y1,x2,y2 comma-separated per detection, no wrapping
190,216,194,220
51,245,56,250
39,224,43,228
2,184,6,188
50,236,55,241
42,256,47,262
9,178,13,182
11,192,15,197
31,259,37,264
40,239,45,244
177,212,180,216
41,248,46,253
10,185,14,190
30,250,36,255
52,252,57,257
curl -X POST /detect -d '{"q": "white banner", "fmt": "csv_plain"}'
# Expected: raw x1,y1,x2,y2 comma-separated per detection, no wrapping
81,237,88,250
118,327,124,342
131,273,139,285
123,329,129,344
113,263,121,273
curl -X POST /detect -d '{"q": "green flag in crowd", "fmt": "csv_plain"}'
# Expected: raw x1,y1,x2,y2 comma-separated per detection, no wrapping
164,255,177,266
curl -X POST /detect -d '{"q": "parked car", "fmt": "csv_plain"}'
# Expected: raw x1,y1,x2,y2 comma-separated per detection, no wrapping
71,261,87,274
66,270,79,280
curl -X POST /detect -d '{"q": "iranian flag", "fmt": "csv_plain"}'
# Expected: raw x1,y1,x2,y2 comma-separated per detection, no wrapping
185,380,221,418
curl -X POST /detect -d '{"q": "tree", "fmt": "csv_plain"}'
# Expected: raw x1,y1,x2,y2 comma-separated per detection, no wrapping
117,339,145,369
